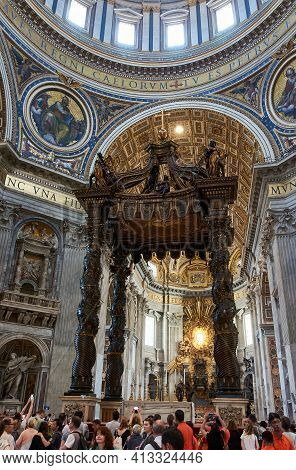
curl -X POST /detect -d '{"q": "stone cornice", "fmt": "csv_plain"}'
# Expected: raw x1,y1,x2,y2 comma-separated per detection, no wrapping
242,152,296,274
4,0,294,79
136,258,246,298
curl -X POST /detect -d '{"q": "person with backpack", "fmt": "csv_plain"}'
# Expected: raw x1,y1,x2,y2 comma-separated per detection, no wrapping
124,424,143,450
60,416,88,450
144,420,165,450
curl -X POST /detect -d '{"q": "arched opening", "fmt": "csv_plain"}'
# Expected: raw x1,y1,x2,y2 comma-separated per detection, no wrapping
0,339,44,411
20,281,37,296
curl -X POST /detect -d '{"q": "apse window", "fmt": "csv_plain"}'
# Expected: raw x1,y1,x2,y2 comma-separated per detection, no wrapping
244,313,253,346
216,2,235,32
117,21,136,46
145,316,155,347
148,261,157,278
68,0,88,28
166,23,185,48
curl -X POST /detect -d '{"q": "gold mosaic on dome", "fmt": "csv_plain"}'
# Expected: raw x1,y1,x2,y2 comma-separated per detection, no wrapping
106,109,264,254
272,57,296,126
25,86,90,151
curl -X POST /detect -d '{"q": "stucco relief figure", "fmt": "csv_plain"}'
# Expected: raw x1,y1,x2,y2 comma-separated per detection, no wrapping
277,67,296,118
31,91,86,147
2,353,36,399
22,259,41,282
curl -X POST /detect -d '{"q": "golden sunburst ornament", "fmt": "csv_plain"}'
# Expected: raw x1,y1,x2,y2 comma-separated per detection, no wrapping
192,327,208,349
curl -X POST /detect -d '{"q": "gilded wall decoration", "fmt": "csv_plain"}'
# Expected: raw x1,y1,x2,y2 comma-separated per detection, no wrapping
175,297,215,398
153,253,212,290
270,56,296,127
29,88,87,148
19,221,57,247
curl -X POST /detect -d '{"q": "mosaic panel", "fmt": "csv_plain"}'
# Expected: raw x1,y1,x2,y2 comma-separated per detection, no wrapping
222,71,265,111
30,89,87,148
8,41,45,88
272,57,296,124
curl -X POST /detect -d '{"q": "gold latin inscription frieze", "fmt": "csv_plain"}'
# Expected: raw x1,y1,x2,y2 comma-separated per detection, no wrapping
268,177,296,197
5,175,84,212
0,1,295,93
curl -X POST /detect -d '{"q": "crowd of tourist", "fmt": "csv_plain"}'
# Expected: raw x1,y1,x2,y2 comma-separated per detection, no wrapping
0,398,295,451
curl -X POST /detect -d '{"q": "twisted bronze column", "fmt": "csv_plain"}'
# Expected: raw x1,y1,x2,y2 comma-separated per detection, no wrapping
104,251,131,400
207,205,241,395
66,215,103,395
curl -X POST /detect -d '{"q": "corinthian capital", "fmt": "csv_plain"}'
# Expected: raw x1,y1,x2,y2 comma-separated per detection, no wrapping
273,208,296,235
0,199,20,228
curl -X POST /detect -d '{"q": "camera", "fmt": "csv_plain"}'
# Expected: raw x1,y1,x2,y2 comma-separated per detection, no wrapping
208,413,216,422
133,406,139,413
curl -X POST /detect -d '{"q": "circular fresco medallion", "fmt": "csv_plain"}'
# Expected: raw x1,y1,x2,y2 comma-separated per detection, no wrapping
269,55,296,128
25,85,91,151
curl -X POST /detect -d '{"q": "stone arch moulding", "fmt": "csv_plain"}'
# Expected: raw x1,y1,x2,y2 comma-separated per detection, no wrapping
0,333,51,367
95,99,278,168
0,52,12,142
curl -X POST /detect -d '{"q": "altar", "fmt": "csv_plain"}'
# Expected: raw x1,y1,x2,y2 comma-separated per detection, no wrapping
122,400,195,423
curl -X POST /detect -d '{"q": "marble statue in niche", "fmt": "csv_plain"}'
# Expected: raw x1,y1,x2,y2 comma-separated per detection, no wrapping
30,90,87,147
2,353,36,399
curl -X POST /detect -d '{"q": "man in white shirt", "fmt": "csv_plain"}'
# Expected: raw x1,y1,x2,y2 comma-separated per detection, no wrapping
106,410,120,437
144,420,165,450
62,411,89,441
1,418,16,449
60,416,83,450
